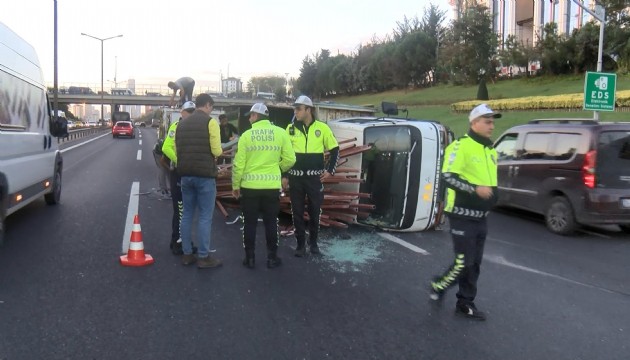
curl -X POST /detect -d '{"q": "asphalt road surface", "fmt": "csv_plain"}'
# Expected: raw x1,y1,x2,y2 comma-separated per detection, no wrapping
1,129,628,360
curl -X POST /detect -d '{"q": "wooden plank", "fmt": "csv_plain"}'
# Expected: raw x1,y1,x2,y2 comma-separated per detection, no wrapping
215,200,228,217
323,190,372,199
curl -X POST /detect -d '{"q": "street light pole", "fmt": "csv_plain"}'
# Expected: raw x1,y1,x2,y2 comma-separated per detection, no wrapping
80,32,123,122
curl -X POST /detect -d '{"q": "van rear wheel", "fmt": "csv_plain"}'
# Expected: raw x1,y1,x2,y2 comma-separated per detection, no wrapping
619,225,630,234
45,167,62,205
545,196,577,235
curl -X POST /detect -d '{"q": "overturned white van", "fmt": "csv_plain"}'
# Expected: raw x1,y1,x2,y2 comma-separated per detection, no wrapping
0,22,67,245
328,116,452,232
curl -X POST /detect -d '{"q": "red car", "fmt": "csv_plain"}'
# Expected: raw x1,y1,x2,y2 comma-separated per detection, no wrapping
112,121,135,138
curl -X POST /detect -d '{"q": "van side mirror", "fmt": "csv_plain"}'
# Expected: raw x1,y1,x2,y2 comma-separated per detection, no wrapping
50,116,69,138
381,102,398,116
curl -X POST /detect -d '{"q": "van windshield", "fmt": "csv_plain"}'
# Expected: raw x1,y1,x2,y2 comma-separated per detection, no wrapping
597,131,630,189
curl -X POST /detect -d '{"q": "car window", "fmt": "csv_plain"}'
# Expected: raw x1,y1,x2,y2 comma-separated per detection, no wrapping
597,131,630,188
548,133,580,161
520,133,550,160
117,122,131,128
495,133,518,161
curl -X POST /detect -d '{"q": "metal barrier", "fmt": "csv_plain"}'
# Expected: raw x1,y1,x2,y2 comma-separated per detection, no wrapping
58,127,110,143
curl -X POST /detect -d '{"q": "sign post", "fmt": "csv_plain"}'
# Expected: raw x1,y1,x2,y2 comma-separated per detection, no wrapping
583,72,617,112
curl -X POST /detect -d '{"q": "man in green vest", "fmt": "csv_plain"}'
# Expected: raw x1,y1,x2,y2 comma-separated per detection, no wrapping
232,103,295,269
283,95,339,257
429,103,500,321
162,101,196,255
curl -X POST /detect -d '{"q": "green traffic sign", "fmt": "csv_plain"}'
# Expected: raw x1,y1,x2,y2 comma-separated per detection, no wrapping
584,72,617,111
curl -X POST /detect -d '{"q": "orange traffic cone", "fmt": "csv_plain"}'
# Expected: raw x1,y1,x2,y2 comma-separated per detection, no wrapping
120,214,154,267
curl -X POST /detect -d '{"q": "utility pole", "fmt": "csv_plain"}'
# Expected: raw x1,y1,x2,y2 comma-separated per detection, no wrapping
571,0,605,121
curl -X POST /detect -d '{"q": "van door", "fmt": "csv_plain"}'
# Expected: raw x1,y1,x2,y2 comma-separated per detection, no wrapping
509,132,553,210
494,132,520,206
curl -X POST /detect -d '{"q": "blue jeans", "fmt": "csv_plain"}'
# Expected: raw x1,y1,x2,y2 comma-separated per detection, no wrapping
180,176,216,257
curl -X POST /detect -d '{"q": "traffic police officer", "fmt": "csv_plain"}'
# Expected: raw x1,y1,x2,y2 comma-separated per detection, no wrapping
429,103,500,321
283,95,339,257
162,101,196,255
232,103,295,268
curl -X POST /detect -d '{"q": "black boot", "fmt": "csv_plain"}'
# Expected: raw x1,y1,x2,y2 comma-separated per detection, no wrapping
267,251,282,269
294,239,306,257
171,241,183,255
309,240,321,255
242,250,255,269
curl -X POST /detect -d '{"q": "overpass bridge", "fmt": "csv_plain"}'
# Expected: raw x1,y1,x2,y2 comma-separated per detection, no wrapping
51,93,261,107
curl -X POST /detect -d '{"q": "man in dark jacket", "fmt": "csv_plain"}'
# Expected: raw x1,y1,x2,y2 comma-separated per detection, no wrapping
175,94,223,268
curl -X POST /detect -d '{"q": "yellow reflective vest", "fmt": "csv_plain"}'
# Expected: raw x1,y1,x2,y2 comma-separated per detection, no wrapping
232,120,296,190
442,132,498,219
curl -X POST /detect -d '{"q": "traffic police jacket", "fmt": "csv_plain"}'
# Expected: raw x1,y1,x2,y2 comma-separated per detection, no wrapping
161,120,179,165
442,130,498,219
285,119,339,176
232,119,296,190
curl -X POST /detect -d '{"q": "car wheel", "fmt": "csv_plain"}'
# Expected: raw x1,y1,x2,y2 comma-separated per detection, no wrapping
44,165,62,205
619,225,630,234
545,196,577,235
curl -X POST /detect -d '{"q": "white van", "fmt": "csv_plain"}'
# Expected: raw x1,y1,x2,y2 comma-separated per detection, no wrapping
327,116,452,232
0,22,67,245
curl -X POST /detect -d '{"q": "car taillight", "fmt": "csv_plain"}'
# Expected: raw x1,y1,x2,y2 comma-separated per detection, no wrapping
582,150,596,188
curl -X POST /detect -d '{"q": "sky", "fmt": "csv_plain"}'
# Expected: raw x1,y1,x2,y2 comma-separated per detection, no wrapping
1,0,451,92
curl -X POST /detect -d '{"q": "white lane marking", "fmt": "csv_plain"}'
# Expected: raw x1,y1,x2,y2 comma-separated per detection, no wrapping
60,132,110,153
377,232,430,255
137,150,142,160
139,140,142,145
122,181,140,254
484,254,617,295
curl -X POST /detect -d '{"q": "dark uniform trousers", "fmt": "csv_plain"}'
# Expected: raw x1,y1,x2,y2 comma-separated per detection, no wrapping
435,215,487,305
169,169,183,245
241,188,281,258
288,175,324,248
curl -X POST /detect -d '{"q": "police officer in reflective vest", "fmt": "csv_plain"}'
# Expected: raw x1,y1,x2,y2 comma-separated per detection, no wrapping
429,103,500,321
162,101,196,255
232,103,295,268
283,95,339,257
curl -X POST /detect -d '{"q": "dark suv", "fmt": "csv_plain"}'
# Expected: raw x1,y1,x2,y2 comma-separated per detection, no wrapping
493,119,630,235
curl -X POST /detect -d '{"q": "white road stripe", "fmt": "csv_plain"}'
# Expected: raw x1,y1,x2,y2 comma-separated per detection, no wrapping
136,150,142,160
139,140,142,145
377,232,430,255
59,133,110,153
122,181,140,254
484,254,617,295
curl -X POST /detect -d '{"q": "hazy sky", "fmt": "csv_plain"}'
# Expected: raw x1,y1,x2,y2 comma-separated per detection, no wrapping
2,0,451,91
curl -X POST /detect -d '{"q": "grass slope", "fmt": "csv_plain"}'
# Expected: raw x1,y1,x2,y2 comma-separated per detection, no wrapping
331,74,630,137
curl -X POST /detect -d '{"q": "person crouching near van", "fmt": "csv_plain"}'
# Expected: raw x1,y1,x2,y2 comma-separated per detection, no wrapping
428,103,500,321
162,101,197,255
232,103,295,269
282,95,339,257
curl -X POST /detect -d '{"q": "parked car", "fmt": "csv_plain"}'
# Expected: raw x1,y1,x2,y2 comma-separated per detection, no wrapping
493,119,630,235
112,121,135,138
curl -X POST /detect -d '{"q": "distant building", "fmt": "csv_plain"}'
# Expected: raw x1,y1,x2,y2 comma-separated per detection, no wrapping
448,0,604,47
221,77,242,96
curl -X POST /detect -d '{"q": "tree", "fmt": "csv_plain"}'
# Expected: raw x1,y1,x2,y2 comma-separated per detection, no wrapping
441,3,498,84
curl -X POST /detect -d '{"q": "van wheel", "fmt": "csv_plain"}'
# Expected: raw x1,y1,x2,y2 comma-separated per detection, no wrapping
45,167,62,205
545,196,577,235
619,225,630,234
